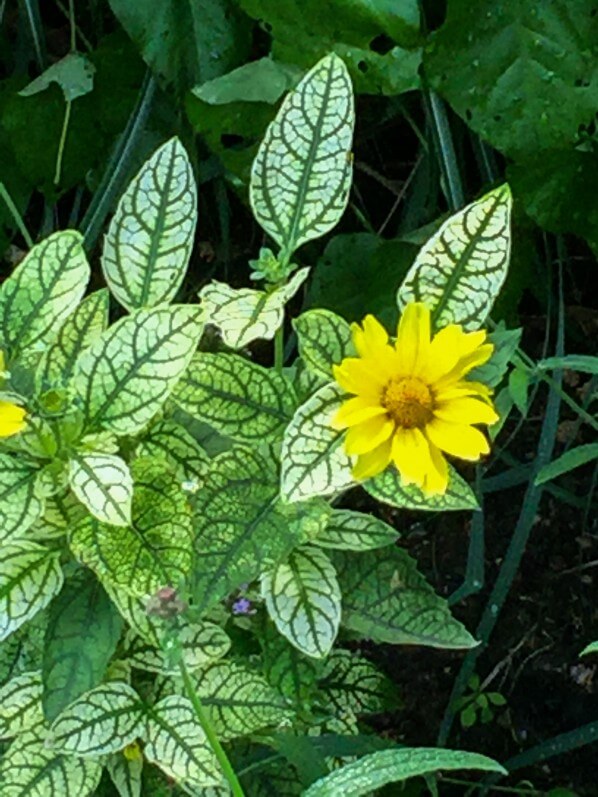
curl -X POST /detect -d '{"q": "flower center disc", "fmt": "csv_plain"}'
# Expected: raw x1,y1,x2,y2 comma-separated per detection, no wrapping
382,376,434,428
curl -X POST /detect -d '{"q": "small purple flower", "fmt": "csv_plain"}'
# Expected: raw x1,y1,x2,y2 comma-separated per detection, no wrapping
232,597,252,615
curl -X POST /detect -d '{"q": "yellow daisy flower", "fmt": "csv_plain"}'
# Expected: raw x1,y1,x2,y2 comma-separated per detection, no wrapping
0,351,26,438
331,302,498,496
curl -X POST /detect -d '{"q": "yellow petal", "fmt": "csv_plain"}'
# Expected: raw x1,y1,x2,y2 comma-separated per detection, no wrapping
395,302,431,374
433,343,494,390
417,324,463,382
344,415,395,456
351,314,389,358
391,427,430,488
332,396,387,429
425,418,490,461
0,401,27,438
434,397,499,426
352,438,393,480
422,442,449,495
333,359,387,397
434,380,493,403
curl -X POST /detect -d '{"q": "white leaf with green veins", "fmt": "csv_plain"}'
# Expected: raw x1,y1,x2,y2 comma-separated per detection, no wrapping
200,267,309,349
0,541,63,641
102,138,197,312
107,753,142,797
125,621,230,674
397,184,512,331
48,682,145,756
262,546,341,658
319,649,397,715
250,53,354,258
303,747,505,797
293,308,354,381
173,352,296,442
314,508,399,551
0,671,43,737
364,465,478,512
280,382,354,503
69,453,133,526
0,729,103,797
0,230,90,358
73,304,203,435
35,289,109,393
144,695,222,789
192,660,292,740
69,458,194,598
0,454,45,544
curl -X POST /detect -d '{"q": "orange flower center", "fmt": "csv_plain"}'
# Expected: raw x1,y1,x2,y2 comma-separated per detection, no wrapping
382,376,434,428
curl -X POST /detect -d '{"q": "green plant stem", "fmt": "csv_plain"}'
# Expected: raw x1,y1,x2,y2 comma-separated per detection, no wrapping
54,99,72,186
274,325,284,373
178,658,246,797
0,182,33,248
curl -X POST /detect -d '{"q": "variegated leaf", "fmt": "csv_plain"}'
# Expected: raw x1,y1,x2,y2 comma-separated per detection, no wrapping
250,54,354,259
293,308,354,381
73,305,203,436
125,621,230,674
107,752,143,797
333,548,476,649
262,546,341,658
364,465,478,511
137,418,210,486
397,185,512,331
192,660,292,740
69,458,194,598
318,650,398,715
173,352,296,442
0,230,90,358
69,453,133,526
200,267,309,349
35,289,109,393
0,671,43,737
48,682,145,756
0,453,45,544
193,446,329,612
314,508,399,551
280,382,354,503
0,541,63,641
102,138,197,311
0,729,103,797
144,695,222,789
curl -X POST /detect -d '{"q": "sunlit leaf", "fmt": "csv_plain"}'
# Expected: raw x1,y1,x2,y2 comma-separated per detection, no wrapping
250,53,354,259
174,352,296,442
106,752,143,797
102,138,197,311
303,747,505,796
262,546,341,658
0,671,43,737
73,304,203,435
397,185,512,331
0,230,90,358
69,458,194,598
364,465,478,512
0,729,103,797
199,267,309,349
137,418,210,485
125,621,230,674
333,548,476,649
69,453,133,526
144,695,222,789
48,682,145,756
280,382,354,503
35,289,109,393
293,308,354,381
0,454,45,544
0,541,63,642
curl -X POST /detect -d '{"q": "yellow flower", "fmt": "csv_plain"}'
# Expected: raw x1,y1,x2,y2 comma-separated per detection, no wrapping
332,302,498,495
0,400,27,437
